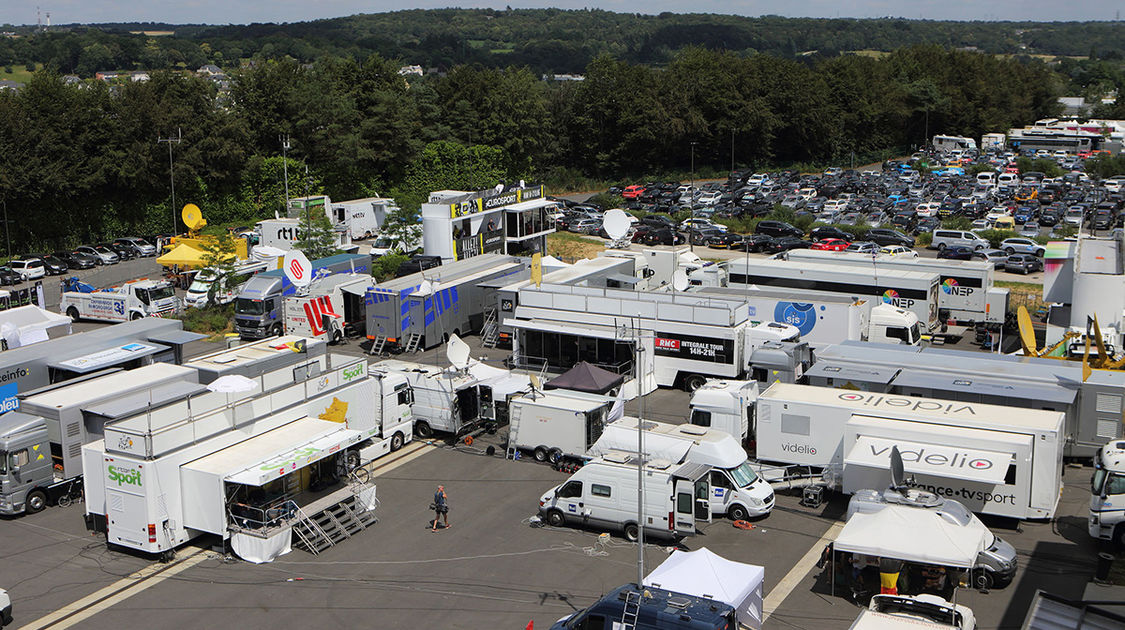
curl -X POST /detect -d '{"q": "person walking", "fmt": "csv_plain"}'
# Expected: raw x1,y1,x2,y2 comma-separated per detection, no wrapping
432,485,450,532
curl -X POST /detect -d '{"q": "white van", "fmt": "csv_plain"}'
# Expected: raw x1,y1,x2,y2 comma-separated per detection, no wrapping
996,172,1019,187
976,171,997,186
915,202,941,217
931,230,990,251
537,451,702,541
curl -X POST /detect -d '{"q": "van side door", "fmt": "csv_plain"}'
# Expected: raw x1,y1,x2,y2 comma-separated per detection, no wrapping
709,470,734,516
673,479,696,535
555,480,583,522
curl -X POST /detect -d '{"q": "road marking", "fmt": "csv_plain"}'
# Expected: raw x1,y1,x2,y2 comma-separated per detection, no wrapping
18,547,209,630
762,520,844,622
20,443,435,630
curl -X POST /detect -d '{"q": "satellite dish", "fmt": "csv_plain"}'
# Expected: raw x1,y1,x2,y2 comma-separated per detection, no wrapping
672,269,689,292
446,334,471,370
181,204,206,232
603,209,631,241
529,373,541,391
890,445,906,489
282,250,313,288
416,279,433,295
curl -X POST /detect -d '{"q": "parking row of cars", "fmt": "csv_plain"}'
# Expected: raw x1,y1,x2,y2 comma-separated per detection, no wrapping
0,237,157,285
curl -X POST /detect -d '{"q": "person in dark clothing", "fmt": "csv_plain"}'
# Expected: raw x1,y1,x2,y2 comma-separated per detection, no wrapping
432,485,450,531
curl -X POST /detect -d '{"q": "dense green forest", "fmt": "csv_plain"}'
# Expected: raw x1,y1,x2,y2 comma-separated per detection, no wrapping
0,43,1080,253
1,10,1124,76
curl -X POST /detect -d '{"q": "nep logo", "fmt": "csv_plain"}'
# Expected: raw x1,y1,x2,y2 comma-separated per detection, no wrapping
881,289,899,304
881,289,915,309
941,277,974,297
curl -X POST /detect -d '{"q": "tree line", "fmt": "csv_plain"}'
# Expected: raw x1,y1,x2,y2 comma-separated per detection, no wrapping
0,45,1073,253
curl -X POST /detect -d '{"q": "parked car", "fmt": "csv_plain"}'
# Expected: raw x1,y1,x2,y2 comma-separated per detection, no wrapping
100,242,134,261
866,228,914,248
9,258,45,281
640,215,676,230
572,218,602,235
810,238,850,251
765,236,812,253
622,185,645,199
706,232,744,249
754,220,803,238
734,234,775,252
844,241,879,254
974,249,1009,269
691,227,726,246
75,245,119,265
640,228,686,246
113,236,157,257
932,229,989,251
680,218,723,232
809,226,852,241
0,266,21,286
1019,223,1041,239
1005,253,1043,274
879,245,918,258
999,238,1045,257
938,246,976,260
54,250,97,270
25,253,66,275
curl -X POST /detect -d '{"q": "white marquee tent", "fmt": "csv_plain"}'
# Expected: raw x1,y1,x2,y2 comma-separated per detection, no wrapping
832,505,989,569
644,547,765,629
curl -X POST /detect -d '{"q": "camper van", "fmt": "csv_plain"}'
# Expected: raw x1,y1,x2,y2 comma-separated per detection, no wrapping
538,451,704,541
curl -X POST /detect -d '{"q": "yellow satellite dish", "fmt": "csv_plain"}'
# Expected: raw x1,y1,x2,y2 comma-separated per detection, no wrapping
181,204,207,232
1016,306,1038,356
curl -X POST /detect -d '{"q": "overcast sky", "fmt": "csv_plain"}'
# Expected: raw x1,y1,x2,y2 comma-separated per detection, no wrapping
6,0,1121,26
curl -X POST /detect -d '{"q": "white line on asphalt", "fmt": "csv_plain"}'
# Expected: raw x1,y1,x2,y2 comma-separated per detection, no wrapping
762,520,844,622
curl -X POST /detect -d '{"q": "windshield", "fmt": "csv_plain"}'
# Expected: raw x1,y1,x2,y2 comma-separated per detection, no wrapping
1093,468,1107,494
187,279,213,295
96,246,113,255
729,461,759,488
0,451,6,474
910,323,922,344
141,285,175,302
373,237,394,248
235,298,266,315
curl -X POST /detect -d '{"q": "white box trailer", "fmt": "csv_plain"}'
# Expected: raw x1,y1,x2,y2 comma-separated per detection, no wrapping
83,354,412,555
783,250,1008,325
728,259,941,331
506,392,611,463
755,383,1065,519
284,274,374,343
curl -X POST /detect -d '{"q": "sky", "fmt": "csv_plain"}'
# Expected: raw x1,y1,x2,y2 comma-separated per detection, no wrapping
5,0,1121,26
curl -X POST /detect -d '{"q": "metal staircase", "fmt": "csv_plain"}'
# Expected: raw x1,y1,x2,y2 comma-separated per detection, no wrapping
505,404,523,460
403,333,423,353
480,308,500,348
620,589,641,630
369,335,388,356
291,491,380,555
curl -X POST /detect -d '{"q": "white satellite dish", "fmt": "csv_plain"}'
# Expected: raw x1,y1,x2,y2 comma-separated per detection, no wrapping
672,269,689,292
446,333,471,370
282,250,313,288
602,209,631,241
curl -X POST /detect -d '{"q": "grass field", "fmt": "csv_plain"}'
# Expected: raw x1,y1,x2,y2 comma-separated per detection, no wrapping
997,280,1046,317
546,232,605,262
1,62,41,84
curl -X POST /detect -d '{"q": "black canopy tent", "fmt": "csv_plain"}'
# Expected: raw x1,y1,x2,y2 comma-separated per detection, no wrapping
544,361,624,395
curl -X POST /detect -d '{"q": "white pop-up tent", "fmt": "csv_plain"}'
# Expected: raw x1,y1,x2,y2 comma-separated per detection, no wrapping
0,305,73,349
833,505,989,569
644,547,765,629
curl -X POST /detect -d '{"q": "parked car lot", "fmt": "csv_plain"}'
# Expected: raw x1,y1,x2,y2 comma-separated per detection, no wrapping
1004,253,1044,274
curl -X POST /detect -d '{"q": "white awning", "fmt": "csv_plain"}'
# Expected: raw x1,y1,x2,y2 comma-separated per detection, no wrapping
186,419,363,487
504,318,624,340
844,435,1012,485
834,506,988,568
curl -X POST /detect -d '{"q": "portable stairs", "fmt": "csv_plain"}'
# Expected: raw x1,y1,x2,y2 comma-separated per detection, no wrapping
481,308,500,348
403,332,423,353
369,335,389,356
291,483,380,555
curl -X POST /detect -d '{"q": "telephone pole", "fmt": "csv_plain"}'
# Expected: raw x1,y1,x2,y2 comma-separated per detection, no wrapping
157,129,183,234
281,134,291,217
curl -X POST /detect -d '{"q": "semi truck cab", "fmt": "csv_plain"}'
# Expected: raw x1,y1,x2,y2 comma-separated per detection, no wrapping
0,413,53,515
1089,441,1125,545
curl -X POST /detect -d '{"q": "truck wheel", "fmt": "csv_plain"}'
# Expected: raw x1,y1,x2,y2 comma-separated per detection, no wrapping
623,523,640,542
130,312,143,321
548,448,564,466
683,374,707,393
26,489,47,514
937,243,946,251
271,324,282,337
331,329,343,345
973,570,994,590
66,307,80,322
390,432,404,451
729,504,750,522
415,422,433,439
546,509,566,527
345,450,361,471
533,446,548,462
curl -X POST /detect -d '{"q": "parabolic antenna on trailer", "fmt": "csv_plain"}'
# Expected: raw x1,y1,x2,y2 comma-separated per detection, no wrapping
283,250,313,288
446,333,471,370
672,269,689,292
602,209,631,241
181,203,206,232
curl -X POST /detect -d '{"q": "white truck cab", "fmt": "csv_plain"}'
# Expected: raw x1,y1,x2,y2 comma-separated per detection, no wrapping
869,304,922,345
689,379,758,443
1090,440,1125,545
60,278,179,323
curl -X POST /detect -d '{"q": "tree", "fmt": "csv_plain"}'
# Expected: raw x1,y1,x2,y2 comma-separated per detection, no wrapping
197,230,240,307
293,211,340,261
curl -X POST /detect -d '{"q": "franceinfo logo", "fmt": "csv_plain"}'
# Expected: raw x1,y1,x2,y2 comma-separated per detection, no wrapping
837,392,977,416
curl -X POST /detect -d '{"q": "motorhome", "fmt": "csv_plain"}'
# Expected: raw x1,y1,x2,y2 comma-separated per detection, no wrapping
781,250,1008,327
755,383,1066,520
234,254,369,339
82,352,412,557
590,417,775,521
537,451,705,541
505,391,611,463
727,259,941,332
284,274,373,343
932,135,978,154
60,278,179,323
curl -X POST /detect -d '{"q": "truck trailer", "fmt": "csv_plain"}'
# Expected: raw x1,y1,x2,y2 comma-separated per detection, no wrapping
505,391,611,464
284,274,373,343
234,253,369,339
781,250,1008,326
727,259,941,332
755,383,1065,520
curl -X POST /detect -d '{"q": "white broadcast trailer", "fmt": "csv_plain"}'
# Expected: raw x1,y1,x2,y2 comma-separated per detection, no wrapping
783,250,1008,326
755,383,1065,520
727,259,941,332
284,274,374,343
506,391,612,463
82,353,413,556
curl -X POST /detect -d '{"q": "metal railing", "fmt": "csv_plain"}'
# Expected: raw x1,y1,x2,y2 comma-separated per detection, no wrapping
227,499,300,536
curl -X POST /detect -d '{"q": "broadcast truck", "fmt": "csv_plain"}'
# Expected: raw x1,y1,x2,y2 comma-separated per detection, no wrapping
234,253,369,339
754,383,1066,520
1089,440,1125,546
505,391,612,464
283,274,373,343
60,278,180,323
781,250,1008,327
727,259,941,332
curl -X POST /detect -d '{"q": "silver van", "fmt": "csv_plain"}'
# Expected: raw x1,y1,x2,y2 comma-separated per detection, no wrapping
932,229,990,251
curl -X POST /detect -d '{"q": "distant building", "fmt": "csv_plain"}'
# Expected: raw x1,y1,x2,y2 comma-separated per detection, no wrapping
95,70,150,83
398,65,423,77
61,74,81,85
542,73,585,82
1059,97,1092,117
197,64,222,76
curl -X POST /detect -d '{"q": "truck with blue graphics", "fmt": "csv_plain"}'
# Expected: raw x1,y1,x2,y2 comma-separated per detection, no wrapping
234,254,369,340
692,286,921,347
365,253,527,351
60,278,179,323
